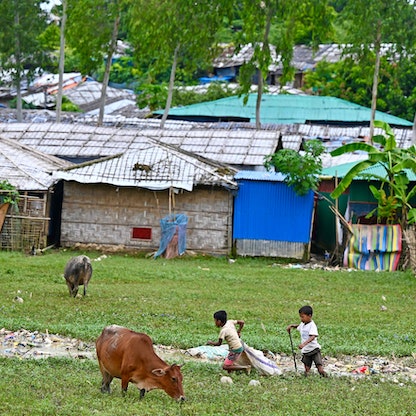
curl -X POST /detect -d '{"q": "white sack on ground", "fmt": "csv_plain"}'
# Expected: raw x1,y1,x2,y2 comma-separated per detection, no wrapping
238,341,282,376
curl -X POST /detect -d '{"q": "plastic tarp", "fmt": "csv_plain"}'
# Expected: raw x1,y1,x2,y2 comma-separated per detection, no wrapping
343,224,402,271
154,213,188,259
186,344,229,360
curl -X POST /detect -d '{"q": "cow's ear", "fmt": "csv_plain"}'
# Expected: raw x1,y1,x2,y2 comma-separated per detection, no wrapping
174,363,185,369
152,368,166,377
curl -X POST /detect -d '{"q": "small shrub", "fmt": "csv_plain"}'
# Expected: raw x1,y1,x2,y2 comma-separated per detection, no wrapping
0,180,20,206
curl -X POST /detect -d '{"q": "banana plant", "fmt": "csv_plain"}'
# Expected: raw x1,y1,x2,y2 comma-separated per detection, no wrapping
330,120,416,227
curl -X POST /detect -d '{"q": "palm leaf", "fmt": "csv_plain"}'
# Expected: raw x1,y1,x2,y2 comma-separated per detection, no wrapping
394,159,416,173
330,142,380,157
374,120,394,137
374,120,396,150
406,184,416,202
330,160,375,199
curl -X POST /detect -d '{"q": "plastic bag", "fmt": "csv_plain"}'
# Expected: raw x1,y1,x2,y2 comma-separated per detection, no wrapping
239,341,282,376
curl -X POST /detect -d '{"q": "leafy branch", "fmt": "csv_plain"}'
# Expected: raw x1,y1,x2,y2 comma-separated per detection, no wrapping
0,180,20,206
264,139,325,196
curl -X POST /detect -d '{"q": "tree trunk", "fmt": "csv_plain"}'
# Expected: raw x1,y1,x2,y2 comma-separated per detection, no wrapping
369,20,382,142
16,76,23,123
161,44,180,129
403,226,416,275
255,6,273,130
56,0,67,123
14,10,22,122
255,74,262,130
97,13,120,127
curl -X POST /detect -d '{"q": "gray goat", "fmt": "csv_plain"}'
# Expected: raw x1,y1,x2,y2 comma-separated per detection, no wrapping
64,255,93,297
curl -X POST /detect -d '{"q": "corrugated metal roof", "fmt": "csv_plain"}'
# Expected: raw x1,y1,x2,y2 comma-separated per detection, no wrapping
281,134,303,150
213,43,342,72
64,80,135,111
214,43,397,73
156,94,413,126
0,138,72,190
321,161,416,181
0,122,280,168
290,44,343,71
53,139,237,192
1,121,413,170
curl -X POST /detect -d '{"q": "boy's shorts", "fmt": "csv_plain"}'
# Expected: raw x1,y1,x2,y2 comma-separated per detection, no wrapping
224,347,243,366
301,348,323,368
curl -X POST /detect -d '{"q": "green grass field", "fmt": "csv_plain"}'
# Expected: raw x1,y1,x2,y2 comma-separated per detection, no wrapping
0,250,415,415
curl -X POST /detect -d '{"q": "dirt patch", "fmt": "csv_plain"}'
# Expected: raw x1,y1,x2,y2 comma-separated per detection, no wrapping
0,328,95,360
1,328,415,383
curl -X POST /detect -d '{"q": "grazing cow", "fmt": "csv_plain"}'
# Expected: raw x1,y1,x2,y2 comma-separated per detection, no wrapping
64,255,92,297
96,325,185,401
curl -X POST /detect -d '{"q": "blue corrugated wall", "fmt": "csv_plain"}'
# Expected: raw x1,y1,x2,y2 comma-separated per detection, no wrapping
233,180,314,243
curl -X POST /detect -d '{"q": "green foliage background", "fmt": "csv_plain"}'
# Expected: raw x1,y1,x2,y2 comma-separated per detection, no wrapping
304,57,416,122
1,1,415,119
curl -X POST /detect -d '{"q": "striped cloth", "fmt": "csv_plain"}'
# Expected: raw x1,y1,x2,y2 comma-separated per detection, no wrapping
344,224,402,271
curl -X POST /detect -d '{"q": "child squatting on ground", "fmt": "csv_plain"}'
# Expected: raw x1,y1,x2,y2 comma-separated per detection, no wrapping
287,305,327,377
207,310,251,374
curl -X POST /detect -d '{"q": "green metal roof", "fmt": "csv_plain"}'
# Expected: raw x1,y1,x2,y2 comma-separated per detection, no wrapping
321,161,416,181
156,94,412,126
321,161,360,178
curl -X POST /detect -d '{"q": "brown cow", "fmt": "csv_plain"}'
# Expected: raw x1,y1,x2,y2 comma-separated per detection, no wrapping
96,325,185,401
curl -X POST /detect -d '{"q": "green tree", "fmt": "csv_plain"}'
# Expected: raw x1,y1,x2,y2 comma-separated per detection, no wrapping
237,0,335,129
127,0,230,128
264,139,325,196
136,82,242,112
338,0,416,139
66,0,126,125
303,56,416,122
0,0,50,121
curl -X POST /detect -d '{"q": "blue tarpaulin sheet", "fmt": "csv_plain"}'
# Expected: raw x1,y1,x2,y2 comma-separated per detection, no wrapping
154,213,188,258
198,75,233,84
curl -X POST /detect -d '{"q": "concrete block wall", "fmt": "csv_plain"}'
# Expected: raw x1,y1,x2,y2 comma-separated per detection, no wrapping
60,182,233,254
